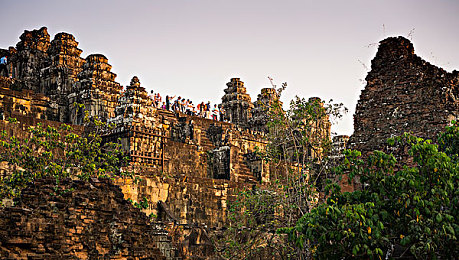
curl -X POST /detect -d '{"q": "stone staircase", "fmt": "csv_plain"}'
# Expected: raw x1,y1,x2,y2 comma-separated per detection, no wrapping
151,222,182,260
236,153,258,183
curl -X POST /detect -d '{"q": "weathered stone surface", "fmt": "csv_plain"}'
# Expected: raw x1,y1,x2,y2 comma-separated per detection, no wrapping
0,178,178,259
42,32,86,122
69,54,122,124
348,37,459,158
221,78,254,127
9,27,51,91
0,27,334,259
0,77,57,120
249,87,280,132
330,135,349,163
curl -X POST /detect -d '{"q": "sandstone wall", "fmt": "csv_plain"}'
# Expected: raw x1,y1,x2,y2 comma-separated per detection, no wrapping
349,36,459,156
116,111,269,227
0,178,179,259
0,77,57,120
0,27,332,259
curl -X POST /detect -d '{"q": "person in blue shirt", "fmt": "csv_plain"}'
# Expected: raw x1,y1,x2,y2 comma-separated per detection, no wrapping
0,56,7,77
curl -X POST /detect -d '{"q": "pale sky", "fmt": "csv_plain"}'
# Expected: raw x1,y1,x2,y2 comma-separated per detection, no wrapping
1,0,458,135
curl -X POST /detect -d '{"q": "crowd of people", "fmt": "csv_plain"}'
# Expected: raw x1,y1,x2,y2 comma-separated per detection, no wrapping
149,91,225,121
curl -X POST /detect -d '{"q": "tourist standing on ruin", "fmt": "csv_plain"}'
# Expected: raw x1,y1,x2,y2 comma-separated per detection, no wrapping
165,95,175,111
205,102,211,119
219,106,225,122
198,102,204,117
0,56,7,77
192,103,197,116
150,91,157,107
212,104,219,121
155,93,162,108
186,100,194,116
181,98,186,113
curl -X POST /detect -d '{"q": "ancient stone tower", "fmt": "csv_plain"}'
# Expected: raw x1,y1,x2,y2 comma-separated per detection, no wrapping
69,54,122,124
348,36,459,156
42,32,86,122
4,27,88,122
8,27,51,91
221,78,254,127
106,76,165,167
119,76,156,126
249,87,280,132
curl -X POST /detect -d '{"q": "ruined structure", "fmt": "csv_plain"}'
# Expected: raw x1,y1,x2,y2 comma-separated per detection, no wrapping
221,78,254,127
1,26,122,124
69,54,122,124
0,27,335,259
330,135,349,163
349,36,459,156
0,178,178,259
4,27,457,259
249,87,280,132
8,27,51,92
106,76,164,167
43,32,86,122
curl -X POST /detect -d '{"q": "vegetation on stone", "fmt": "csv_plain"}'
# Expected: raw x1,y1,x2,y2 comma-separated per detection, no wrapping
281,124,459,259
216,87,348,259
0,113,131,201
0,26,458,259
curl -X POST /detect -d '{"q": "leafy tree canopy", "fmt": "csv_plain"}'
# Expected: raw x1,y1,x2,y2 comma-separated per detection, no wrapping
282,123,459,259
0,115,131,201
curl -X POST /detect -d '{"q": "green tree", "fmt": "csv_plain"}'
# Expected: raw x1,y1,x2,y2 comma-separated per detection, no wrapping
282,124,459,259
216,80,347,259
0,115,131,201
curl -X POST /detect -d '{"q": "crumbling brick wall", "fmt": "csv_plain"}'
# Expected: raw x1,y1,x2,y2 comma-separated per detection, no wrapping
349,36,459,156
0,178,179,259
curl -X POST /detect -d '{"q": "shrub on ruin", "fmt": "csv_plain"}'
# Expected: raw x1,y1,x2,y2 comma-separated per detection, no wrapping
282,124,459,259
0,114,131,201
217,83,347,259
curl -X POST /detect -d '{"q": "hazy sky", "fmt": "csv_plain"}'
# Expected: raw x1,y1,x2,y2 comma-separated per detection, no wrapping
1,0,458,135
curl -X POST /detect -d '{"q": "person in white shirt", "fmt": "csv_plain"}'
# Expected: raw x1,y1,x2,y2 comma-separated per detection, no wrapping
212,104,219,120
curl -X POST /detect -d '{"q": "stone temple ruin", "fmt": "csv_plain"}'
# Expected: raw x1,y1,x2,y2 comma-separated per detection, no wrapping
0,26,331,259
0,27,457,259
